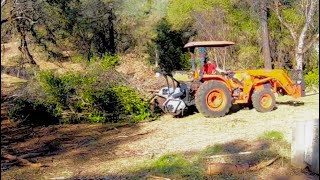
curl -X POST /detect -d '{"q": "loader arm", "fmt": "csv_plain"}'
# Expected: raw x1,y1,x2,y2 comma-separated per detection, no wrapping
235,69,305,99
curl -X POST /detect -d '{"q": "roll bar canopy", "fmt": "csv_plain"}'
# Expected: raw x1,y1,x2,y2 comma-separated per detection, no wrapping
184,41,236,48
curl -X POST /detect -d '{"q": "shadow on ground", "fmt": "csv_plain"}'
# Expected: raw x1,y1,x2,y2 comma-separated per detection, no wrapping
64,139,317,180
276,100,305,107
1,122,153,172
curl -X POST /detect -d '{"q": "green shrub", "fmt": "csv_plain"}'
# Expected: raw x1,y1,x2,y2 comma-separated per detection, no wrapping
179,53,192,70
88,110,107,123
89,53,120,68
32,70,151,124
112,85,151,122
305,68,319,87
38,71,91,105
71,54,86,63
101,54,120,69
8,98,61,126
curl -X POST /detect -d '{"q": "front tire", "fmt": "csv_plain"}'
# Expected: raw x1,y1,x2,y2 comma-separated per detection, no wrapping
251,88,276,112
195,81,232,117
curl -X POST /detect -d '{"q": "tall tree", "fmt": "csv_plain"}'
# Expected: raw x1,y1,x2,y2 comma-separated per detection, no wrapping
1,0,6,8
259,0,272,69
273,0,319,71
1,0,39,66
1,0,123,64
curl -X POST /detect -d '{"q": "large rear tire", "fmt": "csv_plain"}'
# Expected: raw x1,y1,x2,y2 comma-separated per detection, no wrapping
251,88,276,112
195,81,232,117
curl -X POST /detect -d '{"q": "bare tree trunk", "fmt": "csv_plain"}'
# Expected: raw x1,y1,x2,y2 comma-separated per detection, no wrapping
274,0,319,71
295,51,304,70
295,0,318,70
17,26,38,66
155,46,159,67
260,0,272,69
107,4,116,55
1,0,6,8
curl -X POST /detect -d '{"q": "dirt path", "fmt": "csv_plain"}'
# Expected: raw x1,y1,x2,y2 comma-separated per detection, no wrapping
1,93,318,179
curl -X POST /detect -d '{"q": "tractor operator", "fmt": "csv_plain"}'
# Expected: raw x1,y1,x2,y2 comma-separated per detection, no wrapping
189,46,227,79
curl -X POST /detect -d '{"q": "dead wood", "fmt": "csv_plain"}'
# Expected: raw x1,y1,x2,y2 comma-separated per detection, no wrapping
1,152,42,168
207,155,280,175
146,175,171,180
19,152,42,159
206,151,253,159
248,155,280,171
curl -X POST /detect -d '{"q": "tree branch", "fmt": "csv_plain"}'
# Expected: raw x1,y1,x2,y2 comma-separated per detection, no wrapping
297,0,318,52
1,15,37,25
1,0,6,8
303,33,319,53
273,0,298,42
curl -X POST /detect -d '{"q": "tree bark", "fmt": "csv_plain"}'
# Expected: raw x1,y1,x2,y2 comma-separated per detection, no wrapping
155,46,159,67
1,0,6,8
260,0,272,69
107,4,116,55
274,0,318,71
17,25,38,66
295,0,318,70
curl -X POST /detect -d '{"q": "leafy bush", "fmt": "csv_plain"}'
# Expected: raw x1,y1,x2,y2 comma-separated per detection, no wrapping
23,70,151,124
71,53,120,71
89,53,120,69
9,98,61,126
112,85,151,122
38,71,91,105
305,68,319,87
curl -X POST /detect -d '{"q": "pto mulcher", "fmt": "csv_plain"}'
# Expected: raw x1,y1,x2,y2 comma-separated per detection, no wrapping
149,41,305,117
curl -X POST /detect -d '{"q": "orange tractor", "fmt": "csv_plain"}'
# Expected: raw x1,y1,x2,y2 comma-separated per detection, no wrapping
150,41,305,117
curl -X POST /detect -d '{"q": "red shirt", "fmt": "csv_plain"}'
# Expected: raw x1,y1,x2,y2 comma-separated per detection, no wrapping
203,63,217,74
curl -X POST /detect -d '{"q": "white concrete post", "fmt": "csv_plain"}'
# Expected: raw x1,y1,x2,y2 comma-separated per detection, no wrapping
291,121,308,169
291,119,319,174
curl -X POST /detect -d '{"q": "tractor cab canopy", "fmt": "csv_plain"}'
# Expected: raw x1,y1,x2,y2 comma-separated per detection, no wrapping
184,41,235,48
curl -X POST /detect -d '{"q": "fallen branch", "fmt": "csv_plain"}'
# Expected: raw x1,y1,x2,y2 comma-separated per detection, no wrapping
1,153,42,168
147,175,170,180
248,156,280,171
207,155,280,175
19,152,42,159
206,151,253,159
